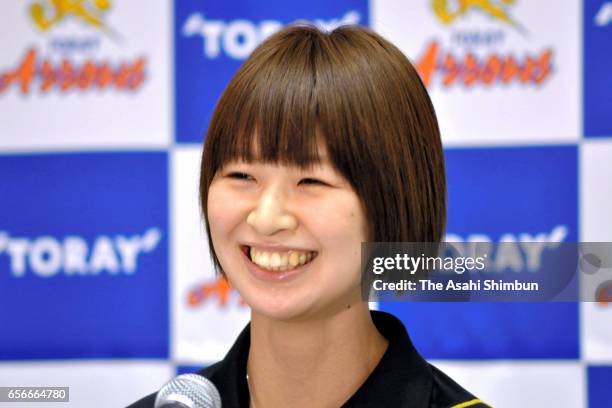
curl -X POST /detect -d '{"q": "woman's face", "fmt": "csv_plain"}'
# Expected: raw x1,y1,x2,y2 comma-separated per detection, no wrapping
207,144,369,321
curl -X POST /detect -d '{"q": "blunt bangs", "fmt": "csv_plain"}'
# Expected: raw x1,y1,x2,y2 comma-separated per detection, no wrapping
203,26,324,171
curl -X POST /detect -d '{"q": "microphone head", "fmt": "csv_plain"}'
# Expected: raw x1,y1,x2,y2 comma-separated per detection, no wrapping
154,373,222,408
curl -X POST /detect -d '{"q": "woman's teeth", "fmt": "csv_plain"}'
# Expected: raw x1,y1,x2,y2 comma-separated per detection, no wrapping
249,247,316,271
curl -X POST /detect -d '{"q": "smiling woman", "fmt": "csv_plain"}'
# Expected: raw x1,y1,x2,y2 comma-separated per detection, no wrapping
129,24,488,408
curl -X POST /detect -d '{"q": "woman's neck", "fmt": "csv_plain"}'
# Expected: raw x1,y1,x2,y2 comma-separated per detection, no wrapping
247,303,389,408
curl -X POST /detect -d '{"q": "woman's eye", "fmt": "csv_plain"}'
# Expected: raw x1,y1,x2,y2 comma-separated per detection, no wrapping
227,172,253,181
299,178,326,186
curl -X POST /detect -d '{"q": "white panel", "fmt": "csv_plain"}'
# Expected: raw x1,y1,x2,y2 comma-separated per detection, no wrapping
171,146,251,364
0,1,172,150
580,140,612,363
582,303,612,363
0,360,173,408
431,361,585,408
371,0,580,144
581,140,612,241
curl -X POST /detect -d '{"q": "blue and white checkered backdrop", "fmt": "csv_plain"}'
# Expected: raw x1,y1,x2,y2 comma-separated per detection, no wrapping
1,1,611,407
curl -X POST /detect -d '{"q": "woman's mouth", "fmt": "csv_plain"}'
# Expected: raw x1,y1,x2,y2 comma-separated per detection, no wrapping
241,245,318,272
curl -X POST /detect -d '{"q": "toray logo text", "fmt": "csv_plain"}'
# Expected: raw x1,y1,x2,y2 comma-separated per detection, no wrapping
186,225,568,309
418,0,554,89
0,228,161,278
0,1,146,95
445,225,567,272
182,11,361,59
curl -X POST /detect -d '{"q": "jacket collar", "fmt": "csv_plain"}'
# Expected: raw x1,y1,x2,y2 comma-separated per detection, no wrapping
202,310,433,408
342,311,433,407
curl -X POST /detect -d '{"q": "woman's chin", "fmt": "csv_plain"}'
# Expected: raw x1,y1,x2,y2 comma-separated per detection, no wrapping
243,291,319,322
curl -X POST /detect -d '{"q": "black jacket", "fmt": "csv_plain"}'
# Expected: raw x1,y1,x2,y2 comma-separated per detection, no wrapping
128,311,490,407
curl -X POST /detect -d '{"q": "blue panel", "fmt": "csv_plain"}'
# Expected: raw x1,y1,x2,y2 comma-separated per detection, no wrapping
381,146,579,359
174,0,369,143
0,153,169,359
588,366,612,408
584,1,612,137
177,365,207,375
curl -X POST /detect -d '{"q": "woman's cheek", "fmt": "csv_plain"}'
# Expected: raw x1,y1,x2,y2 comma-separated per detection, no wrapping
321,198,364,235
207,187,234,235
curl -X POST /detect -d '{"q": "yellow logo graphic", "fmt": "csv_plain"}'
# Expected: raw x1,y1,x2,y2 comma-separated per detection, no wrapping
30,0,117,35
432,0,525,32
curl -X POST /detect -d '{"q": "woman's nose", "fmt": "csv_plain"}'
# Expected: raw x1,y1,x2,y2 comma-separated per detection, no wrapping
246,186,298,236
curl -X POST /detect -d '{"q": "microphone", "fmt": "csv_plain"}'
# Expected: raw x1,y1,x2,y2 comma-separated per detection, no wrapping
154,373,222,408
